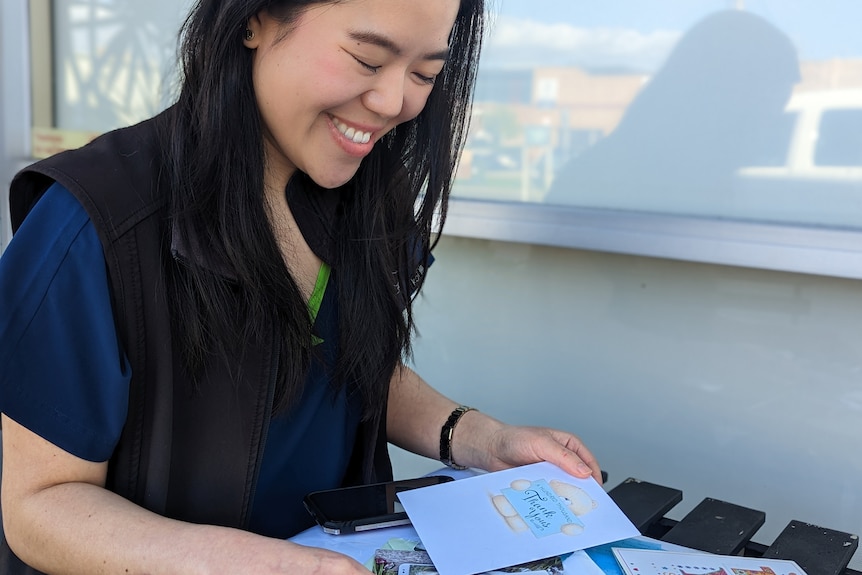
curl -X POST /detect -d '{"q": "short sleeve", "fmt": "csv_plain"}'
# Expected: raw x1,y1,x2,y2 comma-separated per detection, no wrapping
0,182,131,462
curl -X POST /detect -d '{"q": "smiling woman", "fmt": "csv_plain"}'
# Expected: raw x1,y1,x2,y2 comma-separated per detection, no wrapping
0,1,605,574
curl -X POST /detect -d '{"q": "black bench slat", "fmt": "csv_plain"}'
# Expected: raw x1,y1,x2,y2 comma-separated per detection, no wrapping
605,477,859,571
762,520,859,575
608,477,683,533
661,497,766,555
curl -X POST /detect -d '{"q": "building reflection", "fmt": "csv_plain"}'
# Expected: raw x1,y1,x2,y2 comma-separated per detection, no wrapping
456,10,862,228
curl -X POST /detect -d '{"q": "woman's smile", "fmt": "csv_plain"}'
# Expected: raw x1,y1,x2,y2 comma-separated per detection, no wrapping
330,115,373,145
327,114,379,158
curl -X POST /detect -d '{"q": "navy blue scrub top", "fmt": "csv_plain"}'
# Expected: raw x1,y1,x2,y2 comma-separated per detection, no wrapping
0,182,360,538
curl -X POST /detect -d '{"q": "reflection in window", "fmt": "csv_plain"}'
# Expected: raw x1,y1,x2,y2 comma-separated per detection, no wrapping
30,0,190,158
53,0,186,131
31,1,862,230
745,111,796,168
815,109,862,167
453,3,862,229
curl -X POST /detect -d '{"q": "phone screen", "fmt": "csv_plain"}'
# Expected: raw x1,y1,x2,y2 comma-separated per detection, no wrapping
303,475,453,533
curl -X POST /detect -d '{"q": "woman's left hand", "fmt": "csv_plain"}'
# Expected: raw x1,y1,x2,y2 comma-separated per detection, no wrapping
385,368,603,485
457,415,603,485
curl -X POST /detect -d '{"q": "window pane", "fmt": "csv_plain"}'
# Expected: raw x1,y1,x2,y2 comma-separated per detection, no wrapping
32,0,191,157
454,1,862,229
32,1,862,229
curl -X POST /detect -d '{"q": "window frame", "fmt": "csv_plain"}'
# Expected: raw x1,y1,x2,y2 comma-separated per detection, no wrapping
0,0,33,251
443,198,862,280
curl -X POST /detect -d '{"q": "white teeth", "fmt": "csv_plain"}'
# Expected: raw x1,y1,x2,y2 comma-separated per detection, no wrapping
333,118,371,144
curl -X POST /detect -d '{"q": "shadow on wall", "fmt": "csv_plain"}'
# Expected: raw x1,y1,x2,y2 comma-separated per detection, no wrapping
545,10,800,214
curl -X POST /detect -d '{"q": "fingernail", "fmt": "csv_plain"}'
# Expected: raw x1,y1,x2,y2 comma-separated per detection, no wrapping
577,463,591,475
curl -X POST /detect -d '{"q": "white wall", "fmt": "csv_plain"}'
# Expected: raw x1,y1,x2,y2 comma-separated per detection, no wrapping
393,235,862,567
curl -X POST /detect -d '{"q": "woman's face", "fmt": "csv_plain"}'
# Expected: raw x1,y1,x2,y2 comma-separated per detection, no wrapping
245,0,461,191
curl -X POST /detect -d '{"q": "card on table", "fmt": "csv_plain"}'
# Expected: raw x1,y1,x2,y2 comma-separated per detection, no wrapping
397,461,640,575
611,548,808,575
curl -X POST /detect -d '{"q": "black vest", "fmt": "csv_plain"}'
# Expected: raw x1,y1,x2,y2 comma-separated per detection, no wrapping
2,113,392,574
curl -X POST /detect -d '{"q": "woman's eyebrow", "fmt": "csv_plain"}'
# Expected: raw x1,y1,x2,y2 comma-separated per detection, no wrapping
347,29,450,61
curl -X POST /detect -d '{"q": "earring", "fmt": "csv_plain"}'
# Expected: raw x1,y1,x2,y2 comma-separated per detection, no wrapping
245,29,254,41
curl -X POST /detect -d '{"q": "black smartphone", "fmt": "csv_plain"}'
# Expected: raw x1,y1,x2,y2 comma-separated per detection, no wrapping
303,475,454,535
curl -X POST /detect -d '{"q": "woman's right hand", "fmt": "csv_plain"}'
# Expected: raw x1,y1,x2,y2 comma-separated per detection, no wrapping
198,530,373,575
1,414,369,575
273,544,372,575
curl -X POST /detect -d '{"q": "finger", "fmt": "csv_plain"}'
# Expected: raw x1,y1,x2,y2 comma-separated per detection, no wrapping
573,443,603,485
530,432,594,480
545,430,603,484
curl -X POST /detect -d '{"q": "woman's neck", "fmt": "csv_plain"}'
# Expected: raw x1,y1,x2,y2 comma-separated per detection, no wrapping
264,181,323,302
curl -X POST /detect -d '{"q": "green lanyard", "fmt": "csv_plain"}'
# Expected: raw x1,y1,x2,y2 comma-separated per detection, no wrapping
307,262,331,346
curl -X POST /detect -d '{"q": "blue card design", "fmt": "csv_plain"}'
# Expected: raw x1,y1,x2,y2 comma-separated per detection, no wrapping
499,479,585,537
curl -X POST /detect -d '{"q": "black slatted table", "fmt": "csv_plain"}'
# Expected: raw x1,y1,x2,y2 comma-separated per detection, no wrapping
608,477,859,575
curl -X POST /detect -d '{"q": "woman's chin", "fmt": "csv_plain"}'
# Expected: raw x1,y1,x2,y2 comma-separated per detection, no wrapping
308,169,357,190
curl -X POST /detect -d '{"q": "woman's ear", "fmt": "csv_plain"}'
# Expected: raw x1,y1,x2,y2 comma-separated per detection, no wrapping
243,14,263,49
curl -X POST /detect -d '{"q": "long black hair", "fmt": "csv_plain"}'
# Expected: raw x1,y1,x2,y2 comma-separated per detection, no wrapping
161,0,484,419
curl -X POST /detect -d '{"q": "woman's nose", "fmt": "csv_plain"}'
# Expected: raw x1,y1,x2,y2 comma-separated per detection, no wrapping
362,71,406,119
